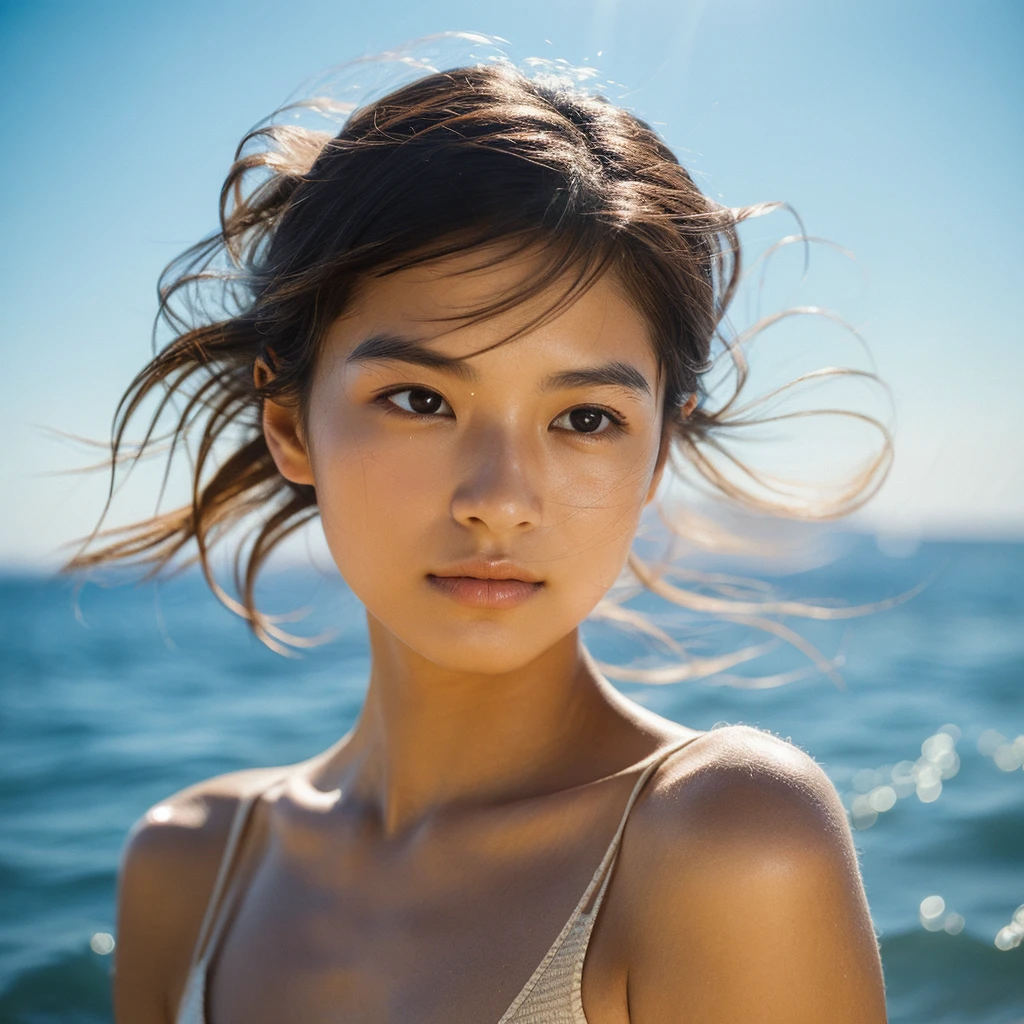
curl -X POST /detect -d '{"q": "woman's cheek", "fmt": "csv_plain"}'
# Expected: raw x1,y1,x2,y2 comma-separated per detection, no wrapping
313,431,443,577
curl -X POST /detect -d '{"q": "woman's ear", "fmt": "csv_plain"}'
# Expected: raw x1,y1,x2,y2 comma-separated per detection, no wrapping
256,359,315,486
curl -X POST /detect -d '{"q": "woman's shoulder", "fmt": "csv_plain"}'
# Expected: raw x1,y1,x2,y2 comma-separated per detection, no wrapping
125,763,291,861
632,723,852,881
648,723,844,833
120,764,296,917
113,764,295,1023
616,726,886,1022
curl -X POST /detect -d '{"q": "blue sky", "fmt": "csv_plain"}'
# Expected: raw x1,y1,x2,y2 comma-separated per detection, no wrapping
1,0,1021,566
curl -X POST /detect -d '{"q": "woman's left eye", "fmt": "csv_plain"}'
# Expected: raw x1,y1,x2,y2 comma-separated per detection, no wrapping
551,407,624,436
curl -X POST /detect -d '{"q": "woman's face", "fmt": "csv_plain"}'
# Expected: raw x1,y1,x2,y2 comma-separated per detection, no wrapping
267,247,669,674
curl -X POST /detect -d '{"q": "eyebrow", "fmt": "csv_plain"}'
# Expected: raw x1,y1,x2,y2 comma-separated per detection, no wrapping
346,332,653,398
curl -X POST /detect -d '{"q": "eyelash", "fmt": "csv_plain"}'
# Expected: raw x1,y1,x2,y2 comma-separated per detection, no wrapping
373,386,628,438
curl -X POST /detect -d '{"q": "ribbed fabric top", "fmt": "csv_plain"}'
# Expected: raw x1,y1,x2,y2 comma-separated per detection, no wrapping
175,734,700,1024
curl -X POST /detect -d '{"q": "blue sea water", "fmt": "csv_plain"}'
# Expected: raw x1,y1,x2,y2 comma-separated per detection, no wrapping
0,534,1022,1023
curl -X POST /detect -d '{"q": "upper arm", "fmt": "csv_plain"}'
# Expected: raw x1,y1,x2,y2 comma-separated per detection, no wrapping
112,782,245,1024
626,727,887,1024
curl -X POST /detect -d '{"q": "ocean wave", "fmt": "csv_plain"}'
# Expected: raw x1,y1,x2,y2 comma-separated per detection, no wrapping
0,946,111,1024
881,928,1024,1023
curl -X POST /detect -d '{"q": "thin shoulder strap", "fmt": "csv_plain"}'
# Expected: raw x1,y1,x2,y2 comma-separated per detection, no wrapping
185,773,290,974
497,732,703,1022
575,732,702,923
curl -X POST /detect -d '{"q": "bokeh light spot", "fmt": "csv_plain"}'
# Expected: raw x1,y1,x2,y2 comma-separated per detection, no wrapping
868,785,897,812
993,742,1023,772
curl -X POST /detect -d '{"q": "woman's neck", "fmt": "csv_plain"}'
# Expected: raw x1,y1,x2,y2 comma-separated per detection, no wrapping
308,614,665,840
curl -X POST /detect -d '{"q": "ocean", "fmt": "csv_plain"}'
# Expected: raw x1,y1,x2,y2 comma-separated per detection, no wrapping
0,534,1021,1023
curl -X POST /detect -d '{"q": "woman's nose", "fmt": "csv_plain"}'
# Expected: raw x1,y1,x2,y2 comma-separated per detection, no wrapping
449,424,542,540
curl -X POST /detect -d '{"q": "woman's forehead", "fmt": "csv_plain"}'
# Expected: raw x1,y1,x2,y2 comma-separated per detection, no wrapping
329,248,660,374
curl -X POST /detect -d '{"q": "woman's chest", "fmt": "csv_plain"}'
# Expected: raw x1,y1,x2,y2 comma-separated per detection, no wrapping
203,797,634,1024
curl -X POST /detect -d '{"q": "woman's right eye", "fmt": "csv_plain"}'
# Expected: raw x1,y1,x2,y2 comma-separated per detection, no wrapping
381,387,453,417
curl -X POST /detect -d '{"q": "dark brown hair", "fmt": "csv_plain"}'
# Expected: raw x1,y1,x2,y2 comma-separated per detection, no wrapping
67,59,891,663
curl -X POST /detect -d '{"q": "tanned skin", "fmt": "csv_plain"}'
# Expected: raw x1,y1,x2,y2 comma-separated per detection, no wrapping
114,248,888,1024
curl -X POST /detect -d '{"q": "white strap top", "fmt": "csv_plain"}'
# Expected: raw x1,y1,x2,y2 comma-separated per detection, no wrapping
175,733,701,1024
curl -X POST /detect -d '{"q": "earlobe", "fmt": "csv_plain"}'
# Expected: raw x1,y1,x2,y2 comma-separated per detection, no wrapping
262,397,315,487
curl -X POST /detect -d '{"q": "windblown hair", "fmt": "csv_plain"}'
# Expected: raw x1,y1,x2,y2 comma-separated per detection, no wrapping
66,58,891,667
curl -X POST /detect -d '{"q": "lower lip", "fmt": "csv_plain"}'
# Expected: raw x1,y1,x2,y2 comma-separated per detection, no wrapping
426,575,544,609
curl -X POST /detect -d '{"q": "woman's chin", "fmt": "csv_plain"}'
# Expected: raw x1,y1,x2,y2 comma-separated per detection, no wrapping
363,613,573,677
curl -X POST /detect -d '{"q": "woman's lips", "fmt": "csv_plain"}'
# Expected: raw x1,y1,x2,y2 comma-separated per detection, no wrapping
426,574,544,609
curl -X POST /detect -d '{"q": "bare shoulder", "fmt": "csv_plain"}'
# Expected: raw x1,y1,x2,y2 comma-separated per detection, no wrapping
619,725,887,1023
123,763,287,872
113,765,290,1024
644,724,850,847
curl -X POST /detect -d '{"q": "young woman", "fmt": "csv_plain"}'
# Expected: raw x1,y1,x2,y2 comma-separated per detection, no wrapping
75,56,889,1023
